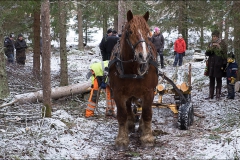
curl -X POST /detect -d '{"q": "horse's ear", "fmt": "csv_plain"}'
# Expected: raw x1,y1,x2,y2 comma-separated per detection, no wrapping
143,11,149,22
127,10,133,22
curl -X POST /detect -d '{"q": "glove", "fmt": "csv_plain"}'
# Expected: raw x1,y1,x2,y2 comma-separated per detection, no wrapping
86,70,92,79
174,51,177,55
230,77,236,85
182,52,185,56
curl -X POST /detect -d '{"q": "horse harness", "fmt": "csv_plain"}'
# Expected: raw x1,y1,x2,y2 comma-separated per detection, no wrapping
108,30,159,79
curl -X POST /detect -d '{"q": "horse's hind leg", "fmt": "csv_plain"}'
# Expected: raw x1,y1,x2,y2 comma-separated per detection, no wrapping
139,95,155,147
126,98,135,133
115,98,129,151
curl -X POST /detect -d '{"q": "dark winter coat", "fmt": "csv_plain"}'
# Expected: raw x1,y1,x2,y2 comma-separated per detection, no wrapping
105,35,119,58
151,33,164,52
15,38,28,63
4,37,15,55
226,61,238,84
205,39,227,78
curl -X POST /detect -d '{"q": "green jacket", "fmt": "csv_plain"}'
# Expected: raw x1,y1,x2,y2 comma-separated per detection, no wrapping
90,61,109,83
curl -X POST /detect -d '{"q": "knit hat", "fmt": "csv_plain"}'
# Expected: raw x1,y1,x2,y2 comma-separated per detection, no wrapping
212,30,220,37
107,28,113,34
154,27,160,32
18,34,23,38
178,34,182,37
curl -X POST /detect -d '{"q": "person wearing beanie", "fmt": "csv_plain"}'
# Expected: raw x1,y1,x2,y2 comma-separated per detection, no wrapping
99,28,112,61
151,27,165,68
173,33,186,67
4,33,15,64
14,33,28,65
205,29,227,100
225,52,238,99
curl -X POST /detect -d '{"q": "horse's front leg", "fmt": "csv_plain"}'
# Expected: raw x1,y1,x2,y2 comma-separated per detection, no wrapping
139,93,155,147
115,97,129,151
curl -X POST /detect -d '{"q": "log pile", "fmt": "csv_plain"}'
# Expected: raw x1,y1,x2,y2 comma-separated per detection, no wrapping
157,64,192,94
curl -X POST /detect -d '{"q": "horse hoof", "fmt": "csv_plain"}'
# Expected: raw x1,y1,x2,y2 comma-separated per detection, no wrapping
115,145,128,151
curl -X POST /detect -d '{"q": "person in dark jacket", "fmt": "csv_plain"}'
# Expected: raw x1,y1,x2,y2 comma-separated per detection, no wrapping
205,30,227,100
104,30,120,60
15,34,28,65
151,27,165,68
4,33,15,64
99,28,112,61
225,52,238,99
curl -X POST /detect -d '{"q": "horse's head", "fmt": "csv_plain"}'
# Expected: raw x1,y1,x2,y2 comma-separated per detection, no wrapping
123,10,153,64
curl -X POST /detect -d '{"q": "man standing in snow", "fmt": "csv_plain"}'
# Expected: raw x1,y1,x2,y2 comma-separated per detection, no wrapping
173,34,186,67
15,34,28,65
99,29,112,61
85,59,116,119
105,30,120,60
205,30,227,100
4,33,15,64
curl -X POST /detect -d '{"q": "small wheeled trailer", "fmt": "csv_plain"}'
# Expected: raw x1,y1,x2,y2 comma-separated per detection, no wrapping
133,64,194,130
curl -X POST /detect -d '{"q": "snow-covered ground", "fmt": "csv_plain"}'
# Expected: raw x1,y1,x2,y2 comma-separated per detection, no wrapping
1,29,240,159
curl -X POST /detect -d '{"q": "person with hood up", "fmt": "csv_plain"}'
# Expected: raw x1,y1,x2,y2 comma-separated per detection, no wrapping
151,27,165,68
15,34,28,65
4,33,15,64
85,59,116,119
173,34,186,67
205,30,227,100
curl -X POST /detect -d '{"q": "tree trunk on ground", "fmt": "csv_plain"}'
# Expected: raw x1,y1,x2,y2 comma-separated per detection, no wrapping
0,81,91,108
59,1,68,86
33,2,41,79
41,0,52,117
0,32,10,99
77,3,84,51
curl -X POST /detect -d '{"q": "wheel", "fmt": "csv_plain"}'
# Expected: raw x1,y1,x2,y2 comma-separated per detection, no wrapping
177,102,194,130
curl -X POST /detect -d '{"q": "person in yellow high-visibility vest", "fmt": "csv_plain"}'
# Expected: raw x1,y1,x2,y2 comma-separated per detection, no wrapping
85,59,116,119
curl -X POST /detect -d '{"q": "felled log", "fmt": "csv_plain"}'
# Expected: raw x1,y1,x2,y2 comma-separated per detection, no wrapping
0,81,91,108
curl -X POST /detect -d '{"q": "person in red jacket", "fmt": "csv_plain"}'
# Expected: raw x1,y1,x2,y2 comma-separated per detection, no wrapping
173,34,186,67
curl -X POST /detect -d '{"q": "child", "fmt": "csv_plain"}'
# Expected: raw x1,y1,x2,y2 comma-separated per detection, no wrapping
225,52,238,99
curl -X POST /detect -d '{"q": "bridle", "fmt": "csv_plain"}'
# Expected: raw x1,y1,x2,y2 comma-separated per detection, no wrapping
108,28,158,79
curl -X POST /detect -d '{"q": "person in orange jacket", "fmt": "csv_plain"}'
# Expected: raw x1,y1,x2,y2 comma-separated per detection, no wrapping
173,34,186,67
85,59,116,119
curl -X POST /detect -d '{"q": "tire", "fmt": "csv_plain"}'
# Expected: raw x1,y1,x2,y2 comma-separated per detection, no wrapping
177,102,194,130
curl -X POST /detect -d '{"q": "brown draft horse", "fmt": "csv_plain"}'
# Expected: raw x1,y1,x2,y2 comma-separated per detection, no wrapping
108,10,158,151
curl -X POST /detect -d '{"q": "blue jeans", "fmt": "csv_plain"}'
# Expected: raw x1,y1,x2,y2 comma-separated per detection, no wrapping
7,53,14,63
173,53,183,66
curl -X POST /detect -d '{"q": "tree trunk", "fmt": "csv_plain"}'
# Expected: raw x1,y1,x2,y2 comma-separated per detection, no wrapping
0,25,10,99
59,0,68,86
77,3,84,51
118,0,127,34
0,81,91,108
41,0,52,117
33,3,41,79
232,1,240,81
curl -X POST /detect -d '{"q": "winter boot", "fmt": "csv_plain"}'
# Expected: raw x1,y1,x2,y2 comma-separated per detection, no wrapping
216,88,221,100
205,87,214,100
